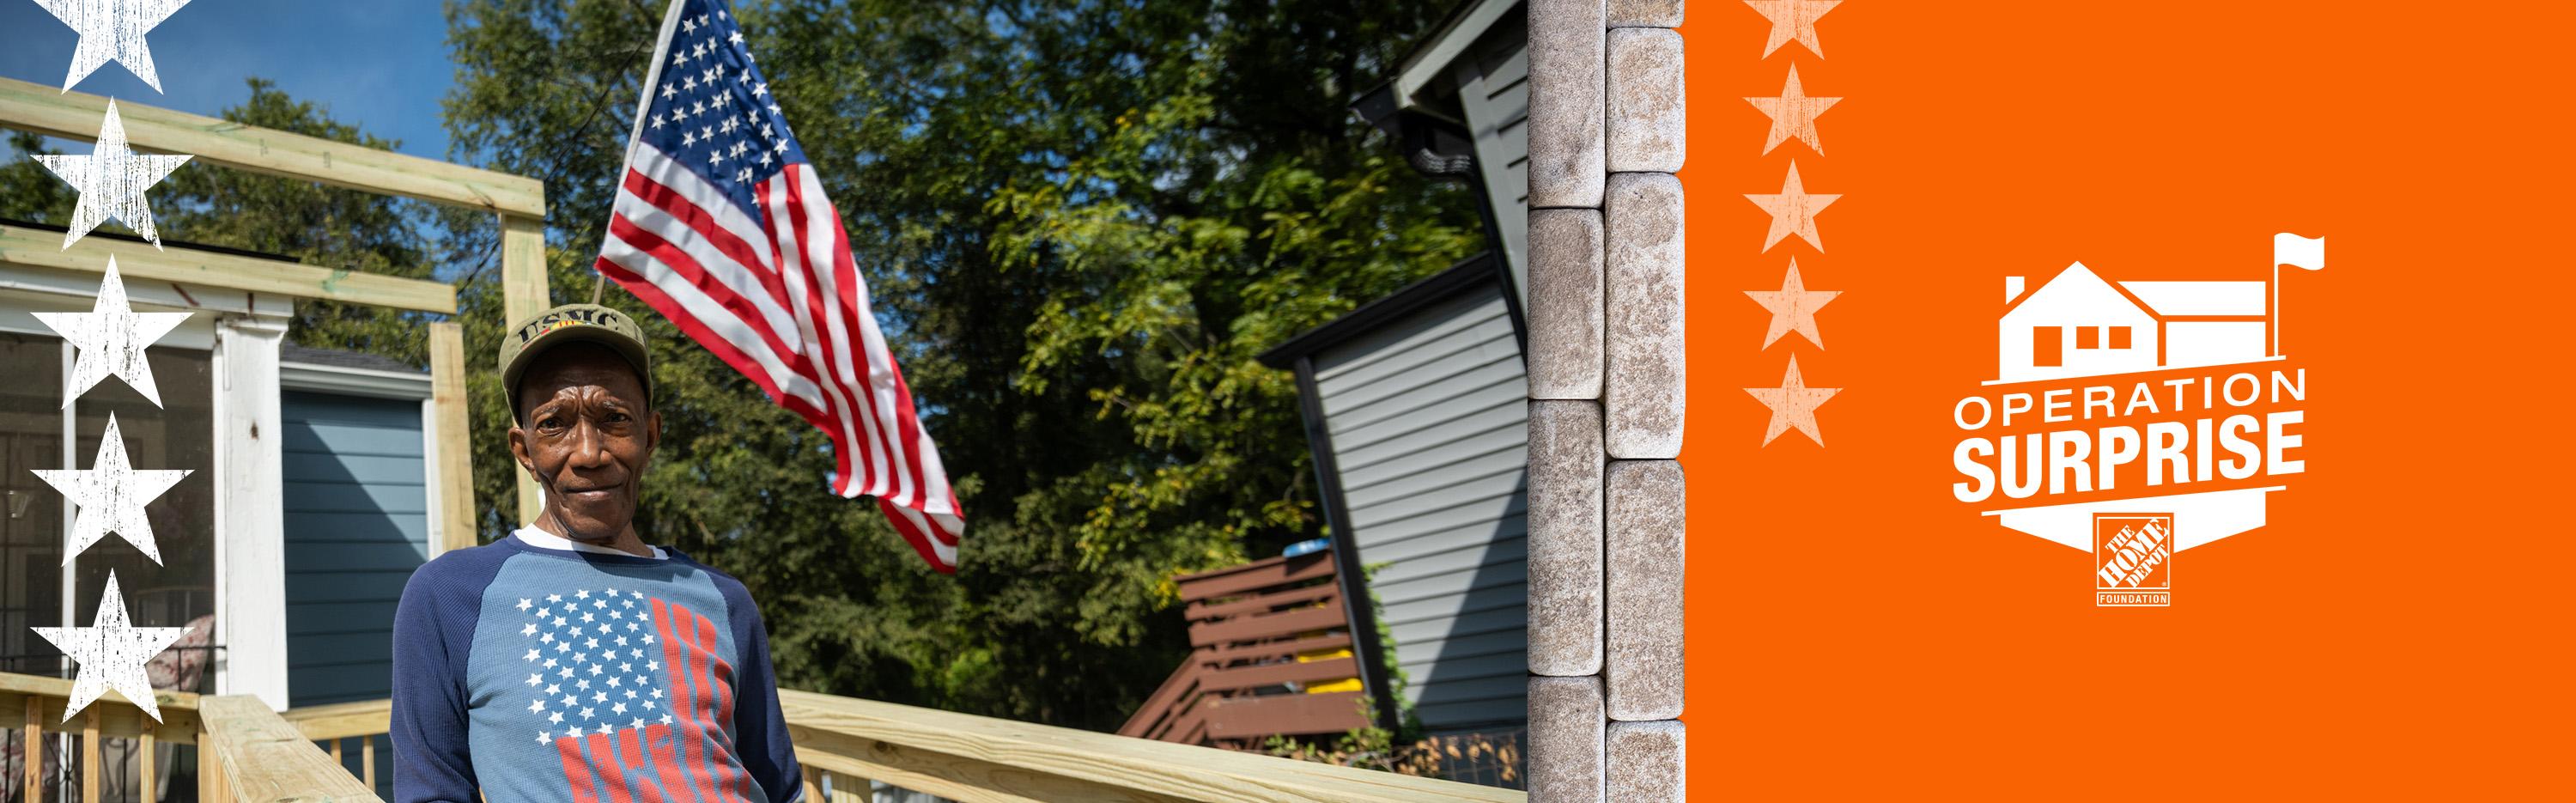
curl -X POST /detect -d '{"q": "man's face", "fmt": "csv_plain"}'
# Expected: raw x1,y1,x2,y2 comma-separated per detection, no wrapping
509,343,659,543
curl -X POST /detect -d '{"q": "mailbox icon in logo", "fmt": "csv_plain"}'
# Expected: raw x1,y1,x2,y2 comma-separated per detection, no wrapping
2093,514,2172,607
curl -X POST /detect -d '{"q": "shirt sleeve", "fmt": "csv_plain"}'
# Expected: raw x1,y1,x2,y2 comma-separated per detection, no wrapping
721,580,805,803
390,554,489,802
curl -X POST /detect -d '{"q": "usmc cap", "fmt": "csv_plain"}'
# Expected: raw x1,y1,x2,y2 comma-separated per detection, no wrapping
499,303,653,416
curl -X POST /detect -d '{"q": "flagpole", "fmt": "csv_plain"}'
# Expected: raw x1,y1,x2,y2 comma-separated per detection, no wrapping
592,0,690,301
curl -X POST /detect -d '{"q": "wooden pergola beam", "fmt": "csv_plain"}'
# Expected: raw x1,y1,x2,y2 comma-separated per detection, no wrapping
0,75,544,218
0,222,458,313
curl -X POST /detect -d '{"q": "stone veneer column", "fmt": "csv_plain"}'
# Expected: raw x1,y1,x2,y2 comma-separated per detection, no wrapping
1526,1,1686,801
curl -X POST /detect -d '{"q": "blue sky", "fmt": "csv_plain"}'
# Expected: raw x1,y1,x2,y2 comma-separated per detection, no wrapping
1,1,459,160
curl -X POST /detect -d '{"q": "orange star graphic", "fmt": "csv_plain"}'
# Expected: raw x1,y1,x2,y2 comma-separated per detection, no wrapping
1745,64,1840,155
1744,161,1839,252
1744,355,1839,447
1744,259,1840,350
1744,0,1841,58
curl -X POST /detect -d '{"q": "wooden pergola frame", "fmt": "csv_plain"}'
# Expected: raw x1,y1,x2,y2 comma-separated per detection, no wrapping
0,74,552,552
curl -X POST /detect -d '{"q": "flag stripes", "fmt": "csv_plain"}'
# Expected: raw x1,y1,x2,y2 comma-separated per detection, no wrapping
599,0,963,570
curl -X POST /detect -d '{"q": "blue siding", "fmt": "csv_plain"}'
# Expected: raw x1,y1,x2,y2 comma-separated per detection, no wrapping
281,390,428,708
1311,285,1530,734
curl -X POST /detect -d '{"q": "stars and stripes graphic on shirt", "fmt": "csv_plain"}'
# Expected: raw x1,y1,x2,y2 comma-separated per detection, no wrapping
513,588,759,803
596,0,963,572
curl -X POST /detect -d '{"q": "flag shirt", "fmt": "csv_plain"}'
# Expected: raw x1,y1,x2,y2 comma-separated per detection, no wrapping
391,530,802,803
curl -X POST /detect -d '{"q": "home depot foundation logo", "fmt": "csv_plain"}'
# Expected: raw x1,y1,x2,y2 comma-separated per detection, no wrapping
2093,514,2172,606
1947,234,2324,606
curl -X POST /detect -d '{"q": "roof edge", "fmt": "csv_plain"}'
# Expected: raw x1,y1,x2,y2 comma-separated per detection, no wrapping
1258,252,1500,368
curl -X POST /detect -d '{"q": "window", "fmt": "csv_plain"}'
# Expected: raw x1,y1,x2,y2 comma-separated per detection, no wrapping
0,332,216,690
2033,326,2063,367
2110,326,2132,349
2076,326,2099,349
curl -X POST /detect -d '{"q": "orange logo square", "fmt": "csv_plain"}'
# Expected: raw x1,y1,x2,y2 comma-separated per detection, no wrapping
2093,514,2172,607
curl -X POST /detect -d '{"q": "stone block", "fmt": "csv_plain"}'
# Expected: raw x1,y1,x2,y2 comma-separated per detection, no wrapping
1607,720,1686,803
1528,0,1606,208
1528,209,1604,400
1603,173,1686,459
1606,459,1685,721
1529,676,1607,803
1527,400,1604,677
1607,28,1686,173
1607,0,1684,27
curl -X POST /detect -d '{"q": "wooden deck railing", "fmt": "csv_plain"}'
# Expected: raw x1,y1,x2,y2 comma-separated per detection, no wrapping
3,671,380,802
11,671,1519,802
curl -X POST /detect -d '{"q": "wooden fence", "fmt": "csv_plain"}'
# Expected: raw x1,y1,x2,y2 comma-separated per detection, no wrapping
3,671,380,802
1119,551,1376,747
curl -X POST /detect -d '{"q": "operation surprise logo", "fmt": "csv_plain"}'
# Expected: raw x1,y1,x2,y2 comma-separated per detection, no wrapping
1948,234,2325,606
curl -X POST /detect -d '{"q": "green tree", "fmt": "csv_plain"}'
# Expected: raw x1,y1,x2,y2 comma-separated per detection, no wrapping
440,0,1484,729
7,0,1484,732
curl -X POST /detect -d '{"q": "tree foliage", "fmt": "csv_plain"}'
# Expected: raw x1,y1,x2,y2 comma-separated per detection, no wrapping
4,0,1480,731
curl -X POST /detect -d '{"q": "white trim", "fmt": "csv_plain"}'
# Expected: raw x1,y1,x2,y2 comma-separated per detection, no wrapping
0,285,221,350
0,263,291,318
1391,0,1522,121
421,396,447,559
211,314,290,710
278,360,434,400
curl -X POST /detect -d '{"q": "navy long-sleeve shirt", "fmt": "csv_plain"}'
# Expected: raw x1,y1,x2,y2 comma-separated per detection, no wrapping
390,529,803,803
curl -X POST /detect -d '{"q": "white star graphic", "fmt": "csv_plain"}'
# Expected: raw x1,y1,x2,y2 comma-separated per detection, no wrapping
536,731,550,744
32,573,186,721
29,0,194,92
35,102,191,249
33,260,191,407
33,414,189,564
515,598,532,611
1744,355,1841,447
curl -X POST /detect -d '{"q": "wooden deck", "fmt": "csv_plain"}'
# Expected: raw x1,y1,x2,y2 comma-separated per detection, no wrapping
5,671,1518,802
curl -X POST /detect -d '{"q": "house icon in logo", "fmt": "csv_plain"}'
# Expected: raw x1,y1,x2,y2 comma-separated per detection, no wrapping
1996,264,2272,383
1971,234,2325,559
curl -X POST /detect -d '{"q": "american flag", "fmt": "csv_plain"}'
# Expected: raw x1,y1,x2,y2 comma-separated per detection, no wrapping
512,588,759,803
596,0,963,571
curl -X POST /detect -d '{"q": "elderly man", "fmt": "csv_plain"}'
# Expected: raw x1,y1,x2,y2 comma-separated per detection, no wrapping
390,303,803,803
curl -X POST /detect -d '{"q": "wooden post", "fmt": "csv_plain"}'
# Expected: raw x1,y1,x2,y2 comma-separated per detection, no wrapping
801,767,823,802
430,322,477,552
500,212,550,526
361,735,377,790
81,706,98,803
139,725,156,802
200,740,224,803
22,697,40,799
